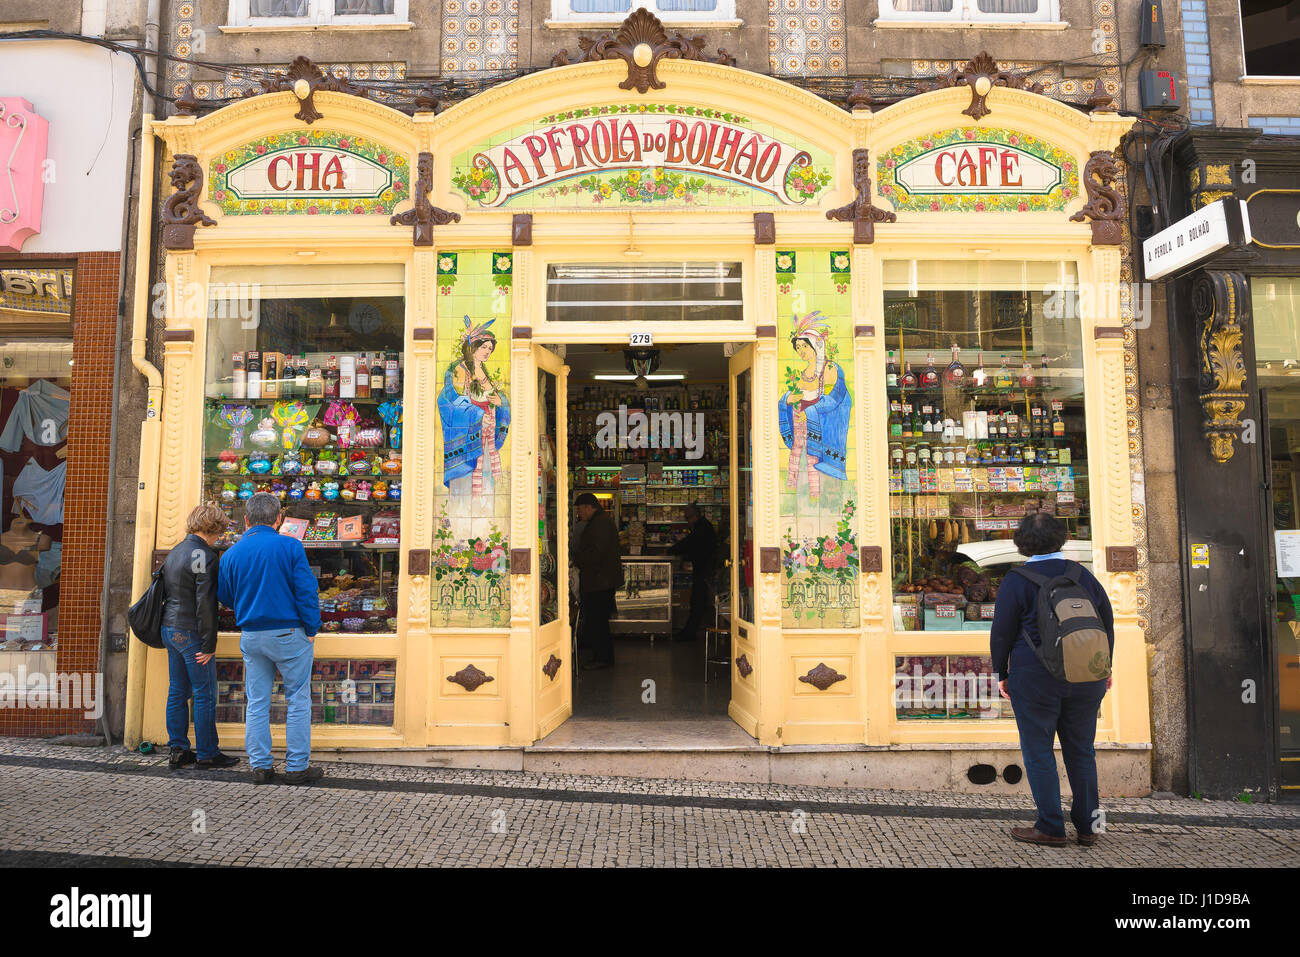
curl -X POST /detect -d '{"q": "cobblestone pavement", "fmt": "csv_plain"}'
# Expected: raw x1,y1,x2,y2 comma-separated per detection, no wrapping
0,738,1297,867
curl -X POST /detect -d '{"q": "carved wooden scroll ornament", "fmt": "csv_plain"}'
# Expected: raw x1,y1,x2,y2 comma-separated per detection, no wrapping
259,56,369,125
391,152,461,246
1069,150,1125,246
161,154,216,250
826,149,896,244
930,52,1045,121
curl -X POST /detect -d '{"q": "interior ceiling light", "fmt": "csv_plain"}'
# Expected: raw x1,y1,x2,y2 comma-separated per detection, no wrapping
593,373,684,381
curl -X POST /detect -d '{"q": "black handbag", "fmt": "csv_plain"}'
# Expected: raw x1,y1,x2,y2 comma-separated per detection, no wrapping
127,566,168,649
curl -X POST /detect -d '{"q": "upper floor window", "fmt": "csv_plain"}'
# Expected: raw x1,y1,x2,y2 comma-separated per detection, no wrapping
878,0,1060,23
552,0,735,21
1241,0,1300,76
227,0,408,27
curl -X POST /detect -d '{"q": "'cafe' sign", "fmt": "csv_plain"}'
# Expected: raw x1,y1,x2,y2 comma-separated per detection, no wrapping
455,106,833,208
894,142,1062,195
877,128,1078,212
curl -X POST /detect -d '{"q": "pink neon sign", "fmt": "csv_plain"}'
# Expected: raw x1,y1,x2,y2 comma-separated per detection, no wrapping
1,98,50,252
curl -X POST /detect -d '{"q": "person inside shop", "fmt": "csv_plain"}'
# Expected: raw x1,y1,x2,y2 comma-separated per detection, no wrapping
992,511,1114,848
217,491,323,786
573,491,623,671
159,503,240,772
669,503,717,643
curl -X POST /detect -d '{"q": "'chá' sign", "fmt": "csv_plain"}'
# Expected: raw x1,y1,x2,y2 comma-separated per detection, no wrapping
209,130,408,216
452,104,834,210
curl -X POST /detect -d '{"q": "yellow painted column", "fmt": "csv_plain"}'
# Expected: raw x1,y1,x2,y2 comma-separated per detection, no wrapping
508,253,537,745
853,244,892,746
752,245,784,745
400,248,435,746
1084,244,1151,744
143,251,208,745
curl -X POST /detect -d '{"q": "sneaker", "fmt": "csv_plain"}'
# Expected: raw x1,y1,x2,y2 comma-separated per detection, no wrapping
282,766,325,785
194,752,240,770
168,748,196,770
252,767,275,785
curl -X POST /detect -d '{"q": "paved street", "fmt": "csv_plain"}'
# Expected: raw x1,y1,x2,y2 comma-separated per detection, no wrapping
1,737,1297,867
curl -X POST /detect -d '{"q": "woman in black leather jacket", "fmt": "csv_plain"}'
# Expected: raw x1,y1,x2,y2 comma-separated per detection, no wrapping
160,504,238,770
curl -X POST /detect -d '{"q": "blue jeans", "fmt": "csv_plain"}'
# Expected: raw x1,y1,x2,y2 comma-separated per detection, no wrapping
240,627,314,772
1007,642,1109,837
161,625,219,761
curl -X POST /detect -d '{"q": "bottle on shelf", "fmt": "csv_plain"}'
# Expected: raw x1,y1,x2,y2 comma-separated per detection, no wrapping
972,352,987,388
356,353,370,399
232,352,246,399
900,361,919,390
325,356,339,398
886,351,899,389
371,353,386,395
889,402,903,438
263,353,278,398
1018,354,1037,389
1052,405,1066,437
246,351,262,399
294,353,308,399
339,355,356,399
385,353,400,395
920,353,940,390
943,343,967,386
308,362,325,399
995,355,1013,390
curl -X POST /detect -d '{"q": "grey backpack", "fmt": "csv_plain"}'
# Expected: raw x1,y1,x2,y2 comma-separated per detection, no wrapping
1009,562,1112,682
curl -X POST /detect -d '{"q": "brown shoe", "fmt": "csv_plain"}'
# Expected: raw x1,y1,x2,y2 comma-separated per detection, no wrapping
1010,826,1068,847
1076,832,1100,846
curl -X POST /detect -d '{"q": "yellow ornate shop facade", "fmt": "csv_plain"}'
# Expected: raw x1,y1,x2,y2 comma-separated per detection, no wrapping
124,45,1152,788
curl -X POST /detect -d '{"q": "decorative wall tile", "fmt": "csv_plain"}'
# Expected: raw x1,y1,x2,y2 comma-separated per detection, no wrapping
442,0,520,75
769,0,847,77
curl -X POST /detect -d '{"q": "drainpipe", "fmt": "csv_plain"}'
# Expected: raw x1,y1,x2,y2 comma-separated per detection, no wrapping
122,114,161,751
123,0,165,750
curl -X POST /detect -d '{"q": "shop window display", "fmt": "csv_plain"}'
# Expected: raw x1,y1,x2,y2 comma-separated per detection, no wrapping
215,658,396,726
893,655,1012,720
0,341,70,659
885,260,1090,636
203,294,404,636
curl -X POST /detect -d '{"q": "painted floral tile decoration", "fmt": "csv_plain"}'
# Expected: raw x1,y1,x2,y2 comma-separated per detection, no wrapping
208,130,407,217
876,127,1080,213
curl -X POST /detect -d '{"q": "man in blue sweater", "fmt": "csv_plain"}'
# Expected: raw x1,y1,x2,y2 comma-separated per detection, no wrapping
991,512,1114,847
217,492,323,785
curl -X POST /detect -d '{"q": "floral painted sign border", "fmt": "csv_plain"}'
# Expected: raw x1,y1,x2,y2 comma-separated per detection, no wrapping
209,130,408,216
876,127,1078,213
452,103,834,210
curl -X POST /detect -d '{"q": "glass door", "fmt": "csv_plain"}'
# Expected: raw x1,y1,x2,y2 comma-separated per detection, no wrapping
1262,388,1300,794
535,344,570,738
728,344,759,735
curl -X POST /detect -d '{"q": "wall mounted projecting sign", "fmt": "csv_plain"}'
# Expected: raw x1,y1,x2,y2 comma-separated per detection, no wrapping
877,128,1079,212
0,98,50,252
1142,197,1252,280
209,130,407,216
452,104,834,209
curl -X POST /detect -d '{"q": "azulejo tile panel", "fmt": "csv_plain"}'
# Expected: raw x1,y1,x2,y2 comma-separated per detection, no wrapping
442,0,520,75
768,0,847,77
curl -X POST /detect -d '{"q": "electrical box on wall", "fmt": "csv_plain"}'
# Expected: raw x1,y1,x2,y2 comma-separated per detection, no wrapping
1139,0,1166,47
1140,69,1181,110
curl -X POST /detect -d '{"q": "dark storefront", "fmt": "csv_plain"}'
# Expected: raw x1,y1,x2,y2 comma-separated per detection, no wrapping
1160,129,1300,799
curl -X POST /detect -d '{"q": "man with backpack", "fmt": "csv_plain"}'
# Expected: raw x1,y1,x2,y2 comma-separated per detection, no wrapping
991,512,1114,847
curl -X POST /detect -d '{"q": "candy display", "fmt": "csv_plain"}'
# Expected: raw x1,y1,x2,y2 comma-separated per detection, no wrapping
885,287,1090,638
203,316,403,643
214,658,396,726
